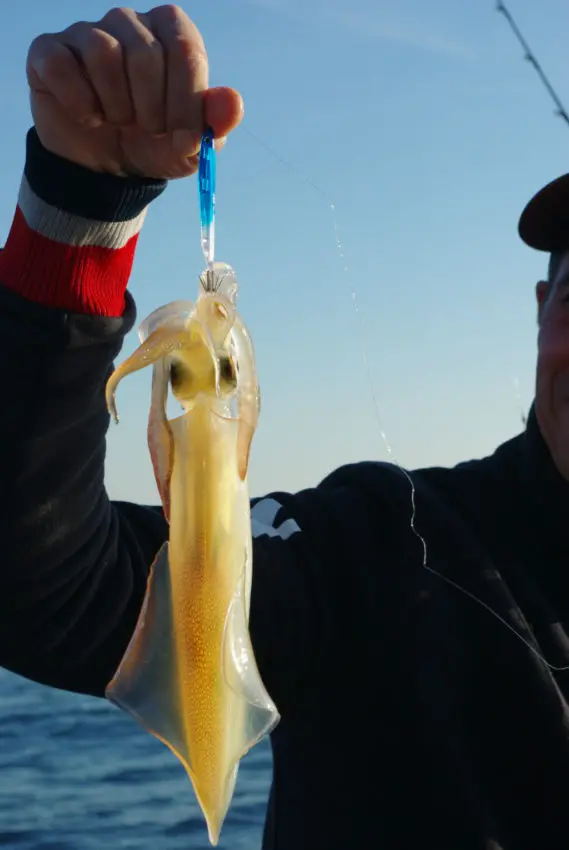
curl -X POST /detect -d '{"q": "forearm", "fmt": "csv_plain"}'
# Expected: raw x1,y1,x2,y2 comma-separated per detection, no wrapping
0,130,169,695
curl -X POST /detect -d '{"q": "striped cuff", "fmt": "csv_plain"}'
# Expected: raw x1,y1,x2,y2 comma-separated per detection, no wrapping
0,129,167,316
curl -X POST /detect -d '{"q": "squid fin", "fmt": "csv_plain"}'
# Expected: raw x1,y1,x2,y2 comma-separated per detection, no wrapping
105,543,194,777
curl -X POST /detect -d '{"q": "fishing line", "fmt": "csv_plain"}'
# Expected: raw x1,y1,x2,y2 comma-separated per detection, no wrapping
241,125,427,565
241,123,569,674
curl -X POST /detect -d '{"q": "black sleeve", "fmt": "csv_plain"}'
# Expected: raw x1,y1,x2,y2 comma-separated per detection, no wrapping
0,287,169,695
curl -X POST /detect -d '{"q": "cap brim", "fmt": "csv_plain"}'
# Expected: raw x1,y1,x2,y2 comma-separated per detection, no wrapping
518,173,569,252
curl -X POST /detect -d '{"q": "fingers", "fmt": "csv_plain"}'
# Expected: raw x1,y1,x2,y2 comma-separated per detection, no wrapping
27,5,243,140
26,36,104,127
51,10,168,134
145,5,208,134
60,21,136,127
99,8,166,133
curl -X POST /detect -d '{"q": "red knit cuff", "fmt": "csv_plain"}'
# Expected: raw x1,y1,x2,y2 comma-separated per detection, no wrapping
0,203,142,317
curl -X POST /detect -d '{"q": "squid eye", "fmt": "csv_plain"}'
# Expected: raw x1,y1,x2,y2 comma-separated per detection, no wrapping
219,355,236,387
169,361,182,389
170,361,192,393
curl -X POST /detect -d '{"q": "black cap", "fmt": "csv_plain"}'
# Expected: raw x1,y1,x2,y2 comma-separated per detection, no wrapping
518,173,569,253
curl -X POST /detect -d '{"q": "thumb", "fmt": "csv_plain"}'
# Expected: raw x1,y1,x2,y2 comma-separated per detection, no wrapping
203,87,244,139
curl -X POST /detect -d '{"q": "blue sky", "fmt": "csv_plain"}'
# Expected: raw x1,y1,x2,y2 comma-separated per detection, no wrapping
0,0,567,501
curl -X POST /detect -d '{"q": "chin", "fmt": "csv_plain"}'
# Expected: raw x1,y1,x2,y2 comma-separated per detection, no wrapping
536,396,565,462
547,415,569,481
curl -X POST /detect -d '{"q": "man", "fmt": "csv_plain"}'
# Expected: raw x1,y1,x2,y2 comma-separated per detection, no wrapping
1,6,569,850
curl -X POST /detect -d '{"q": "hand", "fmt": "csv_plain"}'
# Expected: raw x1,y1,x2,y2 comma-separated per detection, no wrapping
26,5,244,179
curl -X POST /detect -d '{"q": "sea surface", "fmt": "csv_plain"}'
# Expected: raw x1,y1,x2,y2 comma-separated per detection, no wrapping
0,669,272,849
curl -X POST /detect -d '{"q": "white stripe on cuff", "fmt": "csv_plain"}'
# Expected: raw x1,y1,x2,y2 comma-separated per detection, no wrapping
18,176,147,249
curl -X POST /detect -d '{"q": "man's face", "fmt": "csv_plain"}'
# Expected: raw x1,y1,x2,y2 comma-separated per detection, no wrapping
536,251,569,479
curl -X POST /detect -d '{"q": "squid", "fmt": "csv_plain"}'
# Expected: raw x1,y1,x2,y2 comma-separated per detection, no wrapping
104,262,280,846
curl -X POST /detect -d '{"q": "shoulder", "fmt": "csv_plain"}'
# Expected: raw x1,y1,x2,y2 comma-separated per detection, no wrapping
317,430,525,532
248,431,524,558
250,461,411,545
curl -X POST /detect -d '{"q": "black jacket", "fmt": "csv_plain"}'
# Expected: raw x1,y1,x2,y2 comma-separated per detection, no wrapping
2,283,569,850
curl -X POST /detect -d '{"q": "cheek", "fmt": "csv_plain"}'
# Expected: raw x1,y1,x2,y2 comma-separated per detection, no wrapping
537,321,569,396
539,305,569,360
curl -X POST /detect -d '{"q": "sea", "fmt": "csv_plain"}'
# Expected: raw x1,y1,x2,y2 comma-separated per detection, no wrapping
0,668,272,849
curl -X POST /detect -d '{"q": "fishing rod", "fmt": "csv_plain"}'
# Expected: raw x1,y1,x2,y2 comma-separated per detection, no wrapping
495,1,569,130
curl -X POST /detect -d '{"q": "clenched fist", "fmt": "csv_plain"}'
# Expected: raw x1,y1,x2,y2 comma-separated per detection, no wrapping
26,5,244,179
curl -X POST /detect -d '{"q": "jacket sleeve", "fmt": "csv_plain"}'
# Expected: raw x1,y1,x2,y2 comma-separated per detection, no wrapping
0,284,172,696
0,130,366,711
0,130,171,695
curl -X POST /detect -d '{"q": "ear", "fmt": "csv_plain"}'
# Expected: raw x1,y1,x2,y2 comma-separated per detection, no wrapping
536,280,550,324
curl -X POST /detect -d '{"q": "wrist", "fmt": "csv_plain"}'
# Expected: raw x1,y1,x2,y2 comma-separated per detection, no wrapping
26,128,166,219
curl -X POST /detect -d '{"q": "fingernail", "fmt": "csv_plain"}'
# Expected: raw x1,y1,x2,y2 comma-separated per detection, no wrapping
172,129,201,157
83,114,104,129
214,136,227,151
